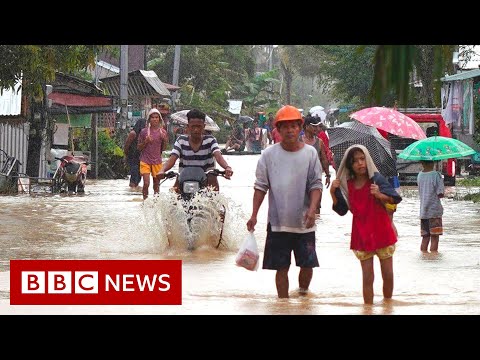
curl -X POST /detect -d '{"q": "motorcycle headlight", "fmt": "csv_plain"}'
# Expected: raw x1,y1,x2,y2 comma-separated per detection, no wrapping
183,181,199,194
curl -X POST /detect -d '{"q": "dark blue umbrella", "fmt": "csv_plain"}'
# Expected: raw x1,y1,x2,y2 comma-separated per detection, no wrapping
237,115,254,124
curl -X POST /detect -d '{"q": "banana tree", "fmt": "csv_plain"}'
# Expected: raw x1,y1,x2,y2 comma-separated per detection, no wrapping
233,69,280,114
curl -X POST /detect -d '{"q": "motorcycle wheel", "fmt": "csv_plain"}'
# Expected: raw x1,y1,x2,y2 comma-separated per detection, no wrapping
52,174,66,194
67,183,77,194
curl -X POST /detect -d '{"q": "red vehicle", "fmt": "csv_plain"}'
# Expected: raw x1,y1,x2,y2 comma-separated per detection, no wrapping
391,109,456,186
53,154,89,194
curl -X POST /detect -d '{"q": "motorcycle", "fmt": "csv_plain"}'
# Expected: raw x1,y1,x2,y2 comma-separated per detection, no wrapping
52,155,89,194
160,167,228,250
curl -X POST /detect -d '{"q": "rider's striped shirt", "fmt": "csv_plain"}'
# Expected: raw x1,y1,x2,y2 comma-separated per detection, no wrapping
171,134,220,172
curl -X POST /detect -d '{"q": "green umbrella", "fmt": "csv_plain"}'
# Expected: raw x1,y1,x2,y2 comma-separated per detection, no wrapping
398,136,476,161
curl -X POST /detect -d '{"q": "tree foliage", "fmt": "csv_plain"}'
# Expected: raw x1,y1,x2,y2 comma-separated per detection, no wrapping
148,45,256,117
370,45,454,107
310,45,381,107
232,69,280,114
0,45,105,98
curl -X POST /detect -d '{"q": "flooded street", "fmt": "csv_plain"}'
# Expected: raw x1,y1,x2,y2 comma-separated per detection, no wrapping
1,153,480,315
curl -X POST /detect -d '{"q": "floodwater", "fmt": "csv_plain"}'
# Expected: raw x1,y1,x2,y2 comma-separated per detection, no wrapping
1,152,480,315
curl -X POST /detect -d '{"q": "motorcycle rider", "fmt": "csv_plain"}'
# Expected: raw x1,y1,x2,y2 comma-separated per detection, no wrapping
158,108,233,191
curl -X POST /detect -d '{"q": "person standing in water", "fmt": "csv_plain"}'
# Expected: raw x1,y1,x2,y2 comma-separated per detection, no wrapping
247,105,323,299
123,118,146,189
417,160,444,253
137,108,168,200
330,144,401,304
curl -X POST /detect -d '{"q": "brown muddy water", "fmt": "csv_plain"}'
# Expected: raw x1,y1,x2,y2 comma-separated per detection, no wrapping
1,153,480,315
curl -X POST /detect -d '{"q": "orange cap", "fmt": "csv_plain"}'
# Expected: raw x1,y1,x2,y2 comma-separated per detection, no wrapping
274,105,304,125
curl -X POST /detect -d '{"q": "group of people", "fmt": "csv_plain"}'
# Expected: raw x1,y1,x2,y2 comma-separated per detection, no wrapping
247,105,444,304
125,103,445,304
124,106,233,200
224,119,266,153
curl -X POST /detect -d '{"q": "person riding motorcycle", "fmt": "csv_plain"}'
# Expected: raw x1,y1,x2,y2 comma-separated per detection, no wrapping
157,109,233,191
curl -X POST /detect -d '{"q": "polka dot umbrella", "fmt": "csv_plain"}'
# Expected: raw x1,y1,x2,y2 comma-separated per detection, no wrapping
350,107,426,140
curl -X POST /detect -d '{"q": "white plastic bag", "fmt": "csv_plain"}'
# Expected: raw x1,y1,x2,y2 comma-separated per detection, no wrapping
235,231,260,271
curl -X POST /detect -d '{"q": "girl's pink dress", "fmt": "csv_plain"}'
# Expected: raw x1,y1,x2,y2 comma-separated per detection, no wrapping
348,179,397,251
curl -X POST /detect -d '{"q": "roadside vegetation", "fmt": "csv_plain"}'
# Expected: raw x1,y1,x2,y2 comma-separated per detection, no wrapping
457,177,480,202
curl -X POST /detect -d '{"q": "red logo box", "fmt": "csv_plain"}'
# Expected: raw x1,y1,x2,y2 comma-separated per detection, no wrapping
10,260,182,305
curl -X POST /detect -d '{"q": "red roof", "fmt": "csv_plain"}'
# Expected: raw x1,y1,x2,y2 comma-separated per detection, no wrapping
49,93,113,107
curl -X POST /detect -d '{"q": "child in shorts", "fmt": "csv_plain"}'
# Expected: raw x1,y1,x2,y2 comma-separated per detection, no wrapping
330,144,401,304
417,160,444,252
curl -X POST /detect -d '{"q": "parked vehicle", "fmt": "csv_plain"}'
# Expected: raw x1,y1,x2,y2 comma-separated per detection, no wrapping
52,154,89,194
392,109,456,186
468,152,480,176
161,167,228,250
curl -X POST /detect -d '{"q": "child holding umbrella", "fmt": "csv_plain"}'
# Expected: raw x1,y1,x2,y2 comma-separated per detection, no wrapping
330,144,401,305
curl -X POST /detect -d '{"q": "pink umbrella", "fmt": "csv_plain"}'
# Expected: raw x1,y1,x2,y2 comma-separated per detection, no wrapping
350,107,426,140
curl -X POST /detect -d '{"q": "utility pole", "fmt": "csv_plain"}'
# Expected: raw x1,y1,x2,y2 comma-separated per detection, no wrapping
268,45,274,71
171,45,181,111
90,53,99,179
119,45,129,129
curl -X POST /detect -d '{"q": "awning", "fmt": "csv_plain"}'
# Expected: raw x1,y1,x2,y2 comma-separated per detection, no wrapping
49,93,113,107
100,69,171,97
441,68,480,82
54,113,92,127
48,93,115,114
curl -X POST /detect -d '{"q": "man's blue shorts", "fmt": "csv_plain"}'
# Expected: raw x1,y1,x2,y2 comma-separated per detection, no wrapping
262,223,319,270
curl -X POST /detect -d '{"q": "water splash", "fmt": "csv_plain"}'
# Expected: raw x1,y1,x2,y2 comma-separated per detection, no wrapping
141,188,248,252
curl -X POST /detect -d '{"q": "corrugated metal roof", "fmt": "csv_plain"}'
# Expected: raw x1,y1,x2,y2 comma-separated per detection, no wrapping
100,69,171,97
139,70,171,96
97,60,120,74
0,80,22,116
441,68,480,82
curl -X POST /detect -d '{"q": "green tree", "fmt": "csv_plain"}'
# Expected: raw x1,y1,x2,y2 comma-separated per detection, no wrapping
312,45,381,107
370,45,455,107
232,69,280,114
147,45,256,118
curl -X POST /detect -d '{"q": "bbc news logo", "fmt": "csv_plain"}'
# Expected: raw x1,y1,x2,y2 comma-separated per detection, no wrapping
10,260,182,305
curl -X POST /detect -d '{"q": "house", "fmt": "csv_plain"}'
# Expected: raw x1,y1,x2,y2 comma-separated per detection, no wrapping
0,79,29,176
1,72,116,180
99,69,173,127
440,68,480,150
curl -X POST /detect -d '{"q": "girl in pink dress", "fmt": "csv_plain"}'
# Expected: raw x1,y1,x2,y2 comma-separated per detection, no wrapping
330,144,401,304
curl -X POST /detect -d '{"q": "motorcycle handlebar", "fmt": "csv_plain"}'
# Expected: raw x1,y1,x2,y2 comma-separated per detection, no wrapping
54,157,90,165
161,169,227,180
206,169,226,177
164,171,179,179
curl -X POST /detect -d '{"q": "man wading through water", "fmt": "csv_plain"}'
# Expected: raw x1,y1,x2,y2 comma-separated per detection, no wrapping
247,105,323,298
